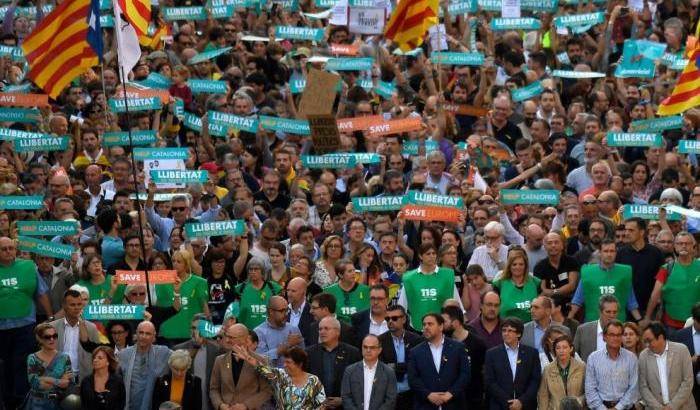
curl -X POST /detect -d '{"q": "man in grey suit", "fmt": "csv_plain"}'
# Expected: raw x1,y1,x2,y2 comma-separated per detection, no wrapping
574,294,619,361
50,289,101,384
639,322,696,410
341,334,397,410
522,296,562,352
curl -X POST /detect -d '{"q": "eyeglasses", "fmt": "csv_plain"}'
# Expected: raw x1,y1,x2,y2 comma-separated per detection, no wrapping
385,315,404,322
0,246,15,251
582,201,596,205
111,330,126,335
129,292,146,296
172,207,187,212
42,333,58,340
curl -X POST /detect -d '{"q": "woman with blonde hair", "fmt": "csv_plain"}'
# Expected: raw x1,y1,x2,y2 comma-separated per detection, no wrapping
158,249,210,344
313,235,344,287
25,323,73,409
492,252,541,322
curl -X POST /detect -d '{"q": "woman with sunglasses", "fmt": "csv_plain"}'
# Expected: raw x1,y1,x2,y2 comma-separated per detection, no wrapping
25,323,73,410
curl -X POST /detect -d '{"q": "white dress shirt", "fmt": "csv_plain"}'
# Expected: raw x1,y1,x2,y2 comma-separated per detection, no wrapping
505,343,519,381
596,320,605,351
654,343,670,405
368,314,389,336
63,319,80,373
363,360,377,410
429,336,445,373
289,301,306,328
693,327,700,356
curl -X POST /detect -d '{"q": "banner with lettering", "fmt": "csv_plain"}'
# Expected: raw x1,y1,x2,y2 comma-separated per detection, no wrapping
352,196,405,212
18,236,74,259
301,154,358,169
348,7,386,34
325,57,373,71
0,108,40,123
615,40,666,79
197,319,222,338
17,221,78,237
554,12,605,29
187,79,228,95
274,25,325,41
430,51,484,66
629,116,683,132
115,270,178,285
490,17,541,30
623,204,681,221
207,111,259,133
0,196,44,210
0,128,45,140
162,6,207,20
448,0,477,14
102,130,157,147
404,190,464,208
259,116,311,135
511,81,544,102
327,152,381,164
184,220,246,237
402,140,439,155
336,115,385,132
14,136,70,152
134,148,190,161
108,97,162,113
606,132,663,147
500,189,560,205
150,170,209,184
678,139,700,154
551,70,605,78
184,112,228,137
83,304,146,320
0,93,49,107
400,204,462,222
366,118,423,137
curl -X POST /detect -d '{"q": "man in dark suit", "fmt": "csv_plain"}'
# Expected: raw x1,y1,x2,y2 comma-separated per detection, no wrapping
484,317,542,410
286,277,315,345
174,314,223,410
378,305,424,410
350,284,390,347
341,334,397,410
407,313,470,410
308,292,356,346
306,316,362,409
671,302,700,406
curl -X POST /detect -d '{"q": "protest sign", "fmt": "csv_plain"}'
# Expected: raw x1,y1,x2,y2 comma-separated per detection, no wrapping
18,236,74,259
108,97,162,112
14,136,69,152
678,139,700,154
83,305,145,321
185,220,246,237
500,189,560,205
606,133,663,147
299,68,341,118
308,114,341,154
115,270,178,285
150,170,209,184
134,148,190,161
352,196,405,212
623,204,681,221
0,93,48,107
301,155,358,169
198,320,222,338
103,130,157,147
17,221,78,237
208,111,259,133
366,118,423,137
400,204,462,222
404,190,464,208
0,196,44,210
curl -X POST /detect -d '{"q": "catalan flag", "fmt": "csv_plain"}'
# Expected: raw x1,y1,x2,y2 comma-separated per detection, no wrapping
21,0,103,100
139,22,171,50
384,0,439,52
117,0,151,36
657,36,700,116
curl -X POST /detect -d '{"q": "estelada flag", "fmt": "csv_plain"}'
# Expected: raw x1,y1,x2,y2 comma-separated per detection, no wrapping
657,36,700,116
117,0,151,36
384,0,439,52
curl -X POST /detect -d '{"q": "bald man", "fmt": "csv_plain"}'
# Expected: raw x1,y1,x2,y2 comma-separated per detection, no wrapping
118,321,172,410
286,277,314,345
84,164,114,217
210,324,272,410
254,296,304,368
524,224,547,272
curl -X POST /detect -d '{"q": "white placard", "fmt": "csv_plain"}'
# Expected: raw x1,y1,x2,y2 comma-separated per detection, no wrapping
501,0,520,18
145,159,187,189
348,7,385,34
330,0,349,25
429,24,448,51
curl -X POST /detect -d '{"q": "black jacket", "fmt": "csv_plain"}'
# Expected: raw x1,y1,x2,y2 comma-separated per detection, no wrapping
151,372,202,410
378,330,425,382
80,372,126,410
308,319,356,347
484,344,541,410
306,342,361,398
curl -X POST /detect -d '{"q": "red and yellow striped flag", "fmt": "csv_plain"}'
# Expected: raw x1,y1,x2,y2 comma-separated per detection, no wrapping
118,0,151,36
22,0,103,99
139,23,171,50
657,37,700,116
384,0,439,52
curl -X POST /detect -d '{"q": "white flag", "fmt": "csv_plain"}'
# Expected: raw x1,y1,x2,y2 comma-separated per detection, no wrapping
113,1,141,81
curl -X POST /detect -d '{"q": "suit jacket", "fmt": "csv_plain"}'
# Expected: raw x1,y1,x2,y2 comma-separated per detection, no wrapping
173,339,222,403
306,342,362,398
209,352,272,410
51,318,101,382
536,358,586,410
671,326,700,406
350,310,372,347
522,320,566,352
573,320,599,362
291,302,315,347
639,341,697,410
118,344,172,410
407,337,470,410
308,319,356,347
152,372,202,410
39,266,74,316
341,361,397,410
483,343,542,410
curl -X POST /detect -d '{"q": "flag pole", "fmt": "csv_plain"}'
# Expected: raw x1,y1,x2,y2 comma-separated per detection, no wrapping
114,8,153,308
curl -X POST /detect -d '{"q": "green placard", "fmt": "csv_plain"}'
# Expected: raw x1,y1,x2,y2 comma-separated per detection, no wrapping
187,79,228,95
184,112,228,137
622,204,681,221
629,116,683,132
108,97,162,113
0,127,44,141
197,319,222,338
373,81,396,99
325,57,373,71
134,147,190,161
500,189,560,205
404,190,464,208
448,0,477,14
615,40,666,79
289,74,306,93
402,140,439,155
211,4,234,18
188,47,232,65
606,132,663,147
18,236,74,259
83,304,146,320
184,220,246,237
490,18,541,31
4,83,33,93
316,0,336,6
17,221,78,236
150,170,209,183
136,73,172,89
430,51,484,66
103,130,157,147
352,196,405,212
554,12,605,28
208,111,259,133
678,139,700,154
301,155,358,169
259,116,310,135
511,81,544,102
0,195,44,210
100,14,114,27
163,6,207,20
14,136,69,152
328,152,381,164
551,70,605,79
274,25,324,41
0,104,37,119
0,45,24,61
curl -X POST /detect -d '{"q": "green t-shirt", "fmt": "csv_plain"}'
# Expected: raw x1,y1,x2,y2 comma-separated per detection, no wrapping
402,266,455,331
77,275,125,305
0,259,38,319
234,280,281,330
662,259,700,322
493,275,541,322
159,274,209,340
323,282,370,323
580,263,633,322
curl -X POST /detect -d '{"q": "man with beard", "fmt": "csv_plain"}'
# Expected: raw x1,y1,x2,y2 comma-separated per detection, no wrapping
253,170,291,211
441,305,486,409
574,217,610,265
566,137,605,194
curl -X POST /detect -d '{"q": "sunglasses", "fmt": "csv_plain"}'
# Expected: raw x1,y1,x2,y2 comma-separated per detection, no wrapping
172,207,187,212
42,333,58,340
582,201,596,205
385,315,404,322
130,292,146,296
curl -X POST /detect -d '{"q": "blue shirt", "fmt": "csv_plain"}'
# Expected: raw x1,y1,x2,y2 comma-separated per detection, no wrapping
505,343,519,381
254,320,304,368
101,235,124,270
585,347,638,410
534,323,547,353
392,334,410,393
0,268,49,330
146,205,220,252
